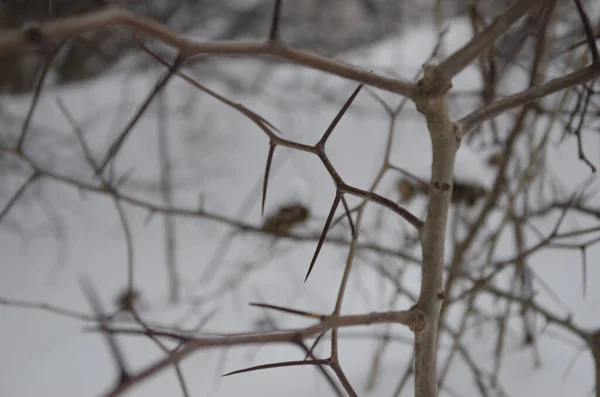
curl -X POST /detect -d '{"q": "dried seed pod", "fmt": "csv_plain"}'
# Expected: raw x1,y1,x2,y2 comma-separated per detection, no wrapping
397,178,418,202
261,203,310,235
486,151,504,168
114,288,141,312
451,181,488,207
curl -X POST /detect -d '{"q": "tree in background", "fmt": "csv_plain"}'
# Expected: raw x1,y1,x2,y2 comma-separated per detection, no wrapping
1,1,600,397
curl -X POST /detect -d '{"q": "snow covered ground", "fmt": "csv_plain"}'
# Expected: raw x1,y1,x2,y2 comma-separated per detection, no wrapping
1,14,599,397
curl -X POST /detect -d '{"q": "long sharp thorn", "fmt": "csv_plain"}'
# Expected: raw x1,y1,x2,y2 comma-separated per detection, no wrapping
250,302,324,319
268,0,283,41
318,84,363,145
262,143,276,216
305,192,341,282
222,359,328,377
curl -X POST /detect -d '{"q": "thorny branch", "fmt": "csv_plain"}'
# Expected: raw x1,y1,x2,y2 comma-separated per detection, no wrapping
2,1,600,397
0,8,419,99
96,308,424,397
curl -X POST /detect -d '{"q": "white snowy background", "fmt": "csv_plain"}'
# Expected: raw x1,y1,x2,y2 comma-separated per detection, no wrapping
1,13,599,397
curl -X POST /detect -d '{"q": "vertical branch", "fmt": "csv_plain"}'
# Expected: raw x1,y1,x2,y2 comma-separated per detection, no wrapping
17,41,64,151
129,307,190,397
365,290,401,391
79,277,130,386
113,198,135,294
573,0,599,64
595,349,600,397
97,54,184,175
157,91,179,303
413,69,460,397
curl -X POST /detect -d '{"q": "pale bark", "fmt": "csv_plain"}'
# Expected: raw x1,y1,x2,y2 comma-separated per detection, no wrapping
413,66,461,397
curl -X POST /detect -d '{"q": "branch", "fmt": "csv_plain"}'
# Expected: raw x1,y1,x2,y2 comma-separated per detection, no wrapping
436,0,538,80
413,70,462,397
573,0,599,64
0,7,418,99
97,308,424,397
481,286,590,339
0,296,111,322
96,54,184,175
17,38,63,151
140,45,424,231
460,64,600,135
0,142,424,272
0,172,40,224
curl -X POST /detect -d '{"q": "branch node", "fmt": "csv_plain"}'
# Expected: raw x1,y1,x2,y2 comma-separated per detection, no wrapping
432,181,452,192
407,306,426,333
452,122,463,144
418,62,452,96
